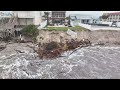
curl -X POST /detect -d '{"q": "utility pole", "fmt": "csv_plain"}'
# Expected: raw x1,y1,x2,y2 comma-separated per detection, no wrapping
67,15,71,26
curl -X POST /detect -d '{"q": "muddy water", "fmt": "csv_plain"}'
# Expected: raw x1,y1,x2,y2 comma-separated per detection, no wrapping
1,30,120,79
0,42,120,79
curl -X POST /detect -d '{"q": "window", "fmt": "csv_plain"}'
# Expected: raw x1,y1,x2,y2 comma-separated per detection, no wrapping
59,14,61,17
58,14,59,17
56,14,58,17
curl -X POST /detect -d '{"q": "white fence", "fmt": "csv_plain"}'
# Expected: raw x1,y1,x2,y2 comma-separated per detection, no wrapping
78,23,120,31
99,21,112,26
94,21,120,27
78,23,91,30
91,26,120,31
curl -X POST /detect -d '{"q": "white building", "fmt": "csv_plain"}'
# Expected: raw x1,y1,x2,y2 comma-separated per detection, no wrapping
70,14,97,24
102,12,120,22
13,11,43,26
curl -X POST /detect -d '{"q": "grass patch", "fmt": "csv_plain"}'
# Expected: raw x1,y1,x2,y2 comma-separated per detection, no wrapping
44,26,89,31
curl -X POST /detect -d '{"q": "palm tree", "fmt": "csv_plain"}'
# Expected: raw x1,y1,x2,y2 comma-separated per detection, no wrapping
101,15,109,19
66,16,70,25
44,12,50,26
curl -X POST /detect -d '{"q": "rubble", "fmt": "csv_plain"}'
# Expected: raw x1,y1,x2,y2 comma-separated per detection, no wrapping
0,43,7,51
36,39,91,59
67,29,77,39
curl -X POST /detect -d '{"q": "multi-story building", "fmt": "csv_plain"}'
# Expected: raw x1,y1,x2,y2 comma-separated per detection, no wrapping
50,11,66,24
13,11,43,26
102,12,120,22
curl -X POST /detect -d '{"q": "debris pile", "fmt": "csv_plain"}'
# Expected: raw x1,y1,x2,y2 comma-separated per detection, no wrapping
37,41,64,59
65,39,81,50
36,39,91,59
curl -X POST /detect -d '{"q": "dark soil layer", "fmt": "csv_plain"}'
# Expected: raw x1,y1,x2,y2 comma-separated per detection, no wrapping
36,39,91,59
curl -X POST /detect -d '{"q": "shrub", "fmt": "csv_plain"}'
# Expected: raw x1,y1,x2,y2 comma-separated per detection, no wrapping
21,25,39,41
21,24,39,36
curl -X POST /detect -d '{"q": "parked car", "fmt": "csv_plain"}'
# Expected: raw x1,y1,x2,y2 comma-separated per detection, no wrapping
111,21,117,27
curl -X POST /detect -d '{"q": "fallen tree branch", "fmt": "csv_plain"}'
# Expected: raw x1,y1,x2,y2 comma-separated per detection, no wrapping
67,45,83,57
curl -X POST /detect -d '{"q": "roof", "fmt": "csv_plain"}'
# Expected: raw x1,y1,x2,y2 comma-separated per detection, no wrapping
70,14,93,20
104,12,120,15
52,11,66,13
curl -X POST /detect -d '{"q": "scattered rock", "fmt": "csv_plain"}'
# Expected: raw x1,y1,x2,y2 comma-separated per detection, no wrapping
67,29,77,39
0,43,7,51
15,49,25,53
79,39,91,46
96,42,105,46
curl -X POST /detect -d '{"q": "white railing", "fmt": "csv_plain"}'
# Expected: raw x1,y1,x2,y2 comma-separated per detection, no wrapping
78,23,91,30
37,20,47,29
78,22,120,31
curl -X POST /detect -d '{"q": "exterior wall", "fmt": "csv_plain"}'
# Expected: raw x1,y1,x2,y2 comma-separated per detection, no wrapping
18,18,33,25
51,11,66,24
34,11,42,25
13,11,34,18
13,11,42,25
102,13,120,22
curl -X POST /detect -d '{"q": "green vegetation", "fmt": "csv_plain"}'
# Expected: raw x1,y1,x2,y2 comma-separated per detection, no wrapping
21,24,39,42
21,24,39,37
45,26,89,31
101,15,109,19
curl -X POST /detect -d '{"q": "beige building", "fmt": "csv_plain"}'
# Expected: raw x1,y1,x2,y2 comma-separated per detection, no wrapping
102,12,120,22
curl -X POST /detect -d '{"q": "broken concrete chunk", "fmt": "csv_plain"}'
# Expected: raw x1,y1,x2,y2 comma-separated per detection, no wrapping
67,29,77,39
